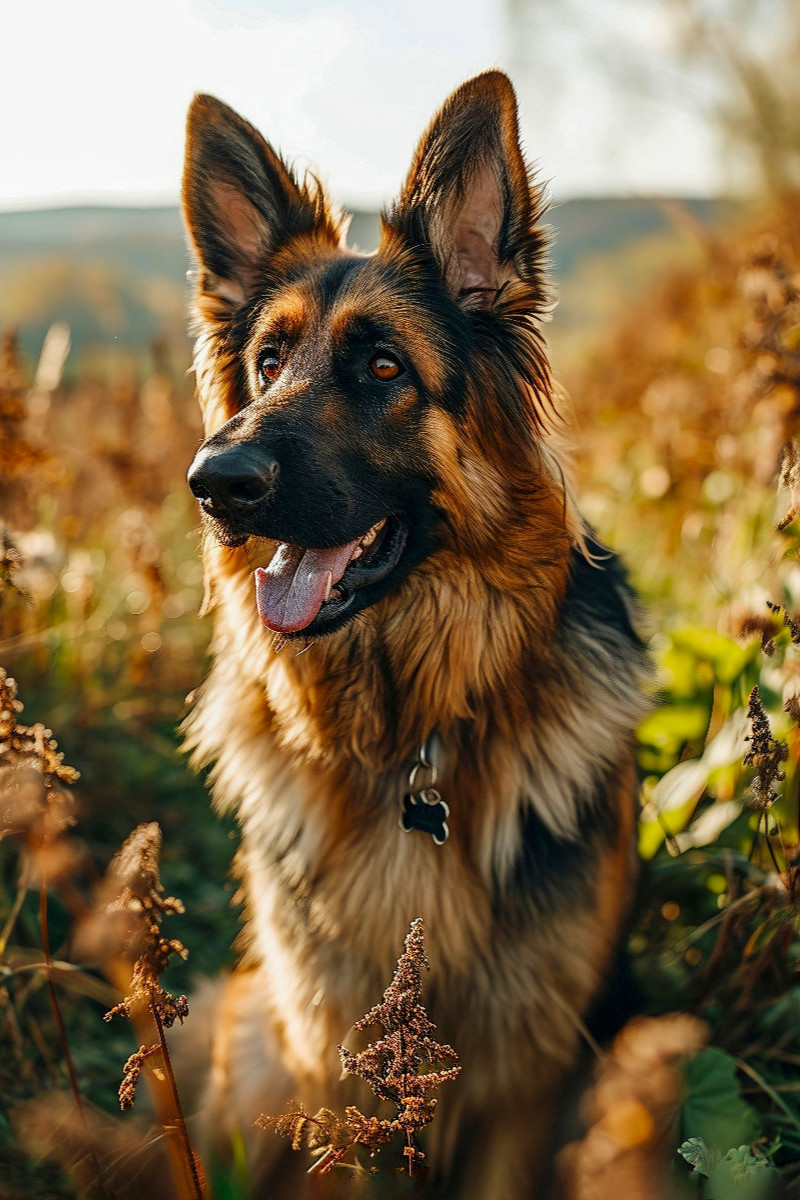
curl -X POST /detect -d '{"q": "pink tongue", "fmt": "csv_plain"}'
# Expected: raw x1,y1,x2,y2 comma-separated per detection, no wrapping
254,540,360,634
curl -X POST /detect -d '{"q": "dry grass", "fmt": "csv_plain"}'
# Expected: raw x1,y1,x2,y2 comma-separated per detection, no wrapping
1,194,800,1196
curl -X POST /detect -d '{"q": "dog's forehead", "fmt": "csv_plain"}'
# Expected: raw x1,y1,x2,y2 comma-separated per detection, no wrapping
248,245,452,395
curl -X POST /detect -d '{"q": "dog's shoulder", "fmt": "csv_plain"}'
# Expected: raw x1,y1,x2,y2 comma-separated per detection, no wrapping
562,532,644,653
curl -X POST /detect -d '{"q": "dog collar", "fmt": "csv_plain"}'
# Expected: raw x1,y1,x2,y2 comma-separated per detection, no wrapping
400,734,449,846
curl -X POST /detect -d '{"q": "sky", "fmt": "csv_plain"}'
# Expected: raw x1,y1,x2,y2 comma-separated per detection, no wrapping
0,0,726,212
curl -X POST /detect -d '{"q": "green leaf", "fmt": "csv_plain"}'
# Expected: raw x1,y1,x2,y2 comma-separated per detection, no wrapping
207,1142,250,1200
706,1146,779,1200
758,986,800,1035
681,1136,779,1199
679,1136,719,1176
682,1049,761,1153
638,703,710,752
670,629,754,685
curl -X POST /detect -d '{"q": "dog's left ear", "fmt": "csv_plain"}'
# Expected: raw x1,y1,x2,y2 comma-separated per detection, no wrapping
384,71,547,308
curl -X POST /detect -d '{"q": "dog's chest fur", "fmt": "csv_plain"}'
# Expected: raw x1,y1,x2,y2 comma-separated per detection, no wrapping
185,545,648,1102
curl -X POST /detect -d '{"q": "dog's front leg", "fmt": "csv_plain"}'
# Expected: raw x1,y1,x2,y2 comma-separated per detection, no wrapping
431,1095,561,1200
172,969,307,1195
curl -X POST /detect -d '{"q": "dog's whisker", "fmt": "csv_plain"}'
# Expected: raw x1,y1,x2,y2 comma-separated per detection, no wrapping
294,638,316,657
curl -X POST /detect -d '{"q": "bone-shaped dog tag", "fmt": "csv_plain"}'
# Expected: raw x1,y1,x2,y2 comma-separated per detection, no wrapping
400,787,450,846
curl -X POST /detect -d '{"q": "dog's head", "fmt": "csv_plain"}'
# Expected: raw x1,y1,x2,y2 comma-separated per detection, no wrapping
183,71,561,640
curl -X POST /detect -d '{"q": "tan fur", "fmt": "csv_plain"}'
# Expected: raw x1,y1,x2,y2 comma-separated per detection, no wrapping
178,71,650,1199
181,485,647,1196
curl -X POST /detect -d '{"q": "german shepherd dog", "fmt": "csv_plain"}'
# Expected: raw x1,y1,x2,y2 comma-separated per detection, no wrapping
180,71,649,1198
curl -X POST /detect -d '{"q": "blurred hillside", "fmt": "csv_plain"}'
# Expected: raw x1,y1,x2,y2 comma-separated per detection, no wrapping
0,208,187,368
0,197,736,374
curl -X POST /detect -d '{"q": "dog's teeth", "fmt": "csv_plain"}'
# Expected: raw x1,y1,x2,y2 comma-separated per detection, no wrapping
350,545,363,561
355,519,386,555
324,570,333,601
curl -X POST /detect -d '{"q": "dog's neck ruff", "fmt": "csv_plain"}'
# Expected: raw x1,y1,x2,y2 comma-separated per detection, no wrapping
400,734,449,845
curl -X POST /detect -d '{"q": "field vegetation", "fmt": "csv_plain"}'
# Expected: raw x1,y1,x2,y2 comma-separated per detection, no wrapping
2,157,800,1200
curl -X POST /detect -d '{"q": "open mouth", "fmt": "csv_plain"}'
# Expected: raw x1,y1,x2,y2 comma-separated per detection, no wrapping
254,516,408,637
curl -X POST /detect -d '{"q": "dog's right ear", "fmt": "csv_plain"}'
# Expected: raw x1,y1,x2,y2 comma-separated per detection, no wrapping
182,95,339,323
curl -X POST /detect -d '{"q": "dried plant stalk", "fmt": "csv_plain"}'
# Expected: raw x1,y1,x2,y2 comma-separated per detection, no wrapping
99,823,205,1200
743,685,788,812
0,525,28,607
259,918,460,1177
0,669,88,1131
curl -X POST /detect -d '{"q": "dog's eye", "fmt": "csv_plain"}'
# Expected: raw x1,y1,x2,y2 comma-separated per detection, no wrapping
369,353,404,382
258,348,281,385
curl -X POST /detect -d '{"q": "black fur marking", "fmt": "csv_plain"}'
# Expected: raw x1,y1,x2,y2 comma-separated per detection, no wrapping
496,540,644,918
496,778,618,921
310,254,366,301
585,939,645,1043
563,535,643,651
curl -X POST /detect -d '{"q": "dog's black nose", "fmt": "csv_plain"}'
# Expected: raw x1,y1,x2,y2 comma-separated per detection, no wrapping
188,445,279,515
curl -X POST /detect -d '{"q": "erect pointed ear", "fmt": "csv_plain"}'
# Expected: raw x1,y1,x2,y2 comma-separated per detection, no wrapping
182,94,340,322
384,71,547,308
